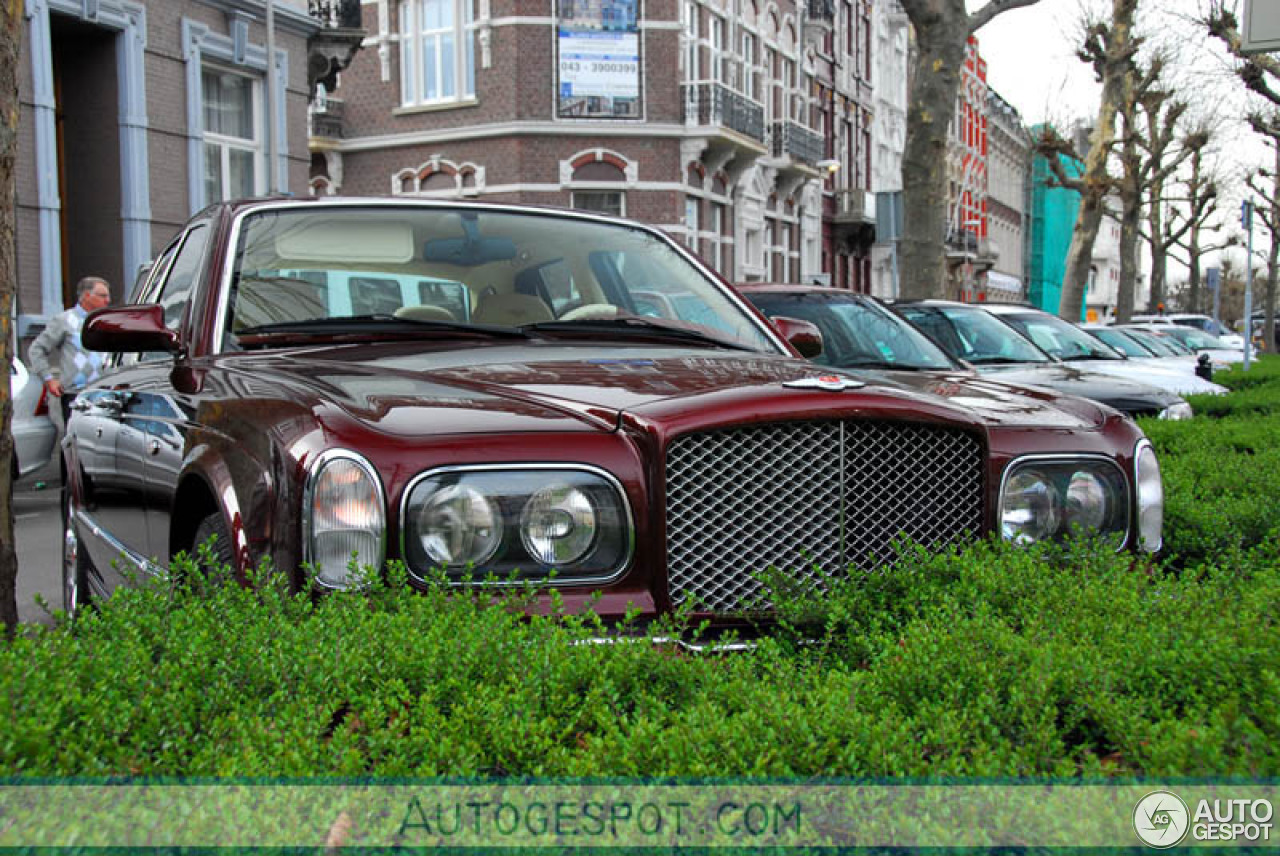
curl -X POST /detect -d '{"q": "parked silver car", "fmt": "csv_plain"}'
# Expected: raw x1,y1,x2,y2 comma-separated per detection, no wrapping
9,352,57,479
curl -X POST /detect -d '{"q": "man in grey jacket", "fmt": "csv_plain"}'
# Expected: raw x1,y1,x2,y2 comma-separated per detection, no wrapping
28,276,113,428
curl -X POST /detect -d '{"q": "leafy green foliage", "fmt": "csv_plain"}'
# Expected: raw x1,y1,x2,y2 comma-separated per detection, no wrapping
3,357,1279,778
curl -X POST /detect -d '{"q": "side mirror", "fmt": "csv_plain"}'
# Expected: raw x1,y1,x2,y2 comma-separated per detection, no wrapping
82,304,180,353
770,315,823,359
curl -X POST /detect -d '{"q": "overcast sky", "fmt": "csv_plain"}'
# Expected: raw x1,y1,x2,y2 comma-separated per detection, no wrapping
967,0,1272,271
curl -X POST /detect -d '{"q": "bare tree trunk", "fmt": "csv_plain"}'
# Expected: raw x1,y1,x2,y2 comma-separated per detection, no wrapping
1146,188,1167,312
1057,0,1138,321
898,14,966,298
897,0,1042,299
1265,140,1279,353
1116,195,1142,322
0,0,24,634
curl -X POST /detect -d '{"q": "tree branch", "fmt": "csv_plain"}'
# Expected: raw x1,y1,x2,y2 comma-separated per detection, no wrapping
968,0,1042,35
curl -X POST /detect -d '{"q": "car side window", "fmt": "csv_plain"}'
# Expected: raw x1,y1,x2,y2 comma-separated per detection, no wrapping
158,224,211,329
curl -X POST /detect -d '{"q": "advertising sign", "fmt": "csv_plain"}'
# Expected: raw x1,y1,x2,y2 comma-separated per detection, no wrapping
557,0,641,118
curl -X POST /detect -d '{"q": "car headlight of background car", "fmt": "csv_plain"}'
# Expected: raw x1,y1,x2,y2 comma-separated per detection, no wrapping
304,450,387,589
402,465,633,583
999,457,1131,549
1159,401,1194,420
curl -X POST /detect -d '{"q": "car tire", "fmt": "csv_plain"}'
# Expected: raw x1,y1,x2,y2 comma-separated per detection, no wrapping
61,486,91,616
192,512,235,586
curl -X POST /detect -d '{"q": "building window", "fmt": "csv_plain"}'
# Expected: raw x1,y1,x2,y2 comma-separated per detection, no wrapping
400,0,475,106
683,0,699,80
572,191,624,216
711,16,727,85
685,197,700,250
202,68,262,203
740,32,756,99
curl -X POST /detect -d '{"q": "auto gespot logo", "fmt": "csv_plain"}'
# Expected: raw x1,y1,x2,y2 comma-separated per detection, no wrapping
1134,791,1274,848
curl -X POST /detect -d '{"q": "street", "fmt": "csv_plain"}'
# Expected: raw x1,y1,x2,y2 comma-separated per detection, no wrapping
13,456,64,626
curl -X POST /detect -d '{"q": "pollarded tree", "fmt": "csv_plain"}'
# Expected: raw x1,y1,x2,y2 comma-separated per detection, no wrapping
1245,112,1280,353
1054,0,1140,321
895,0,1042,299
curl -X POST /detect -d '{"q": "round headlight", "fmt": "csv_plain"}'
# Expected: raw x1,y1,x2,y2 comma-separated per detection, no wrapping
1064,471,1109,532
308,454,385,589
417,484,502,567
520,483,598,566
1135,442,1163,552
1001,469,1061,544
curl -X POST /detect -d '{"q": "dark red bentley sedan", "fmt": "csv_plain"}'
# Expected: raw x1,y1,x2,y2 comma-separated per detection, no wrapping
62,198,1163,624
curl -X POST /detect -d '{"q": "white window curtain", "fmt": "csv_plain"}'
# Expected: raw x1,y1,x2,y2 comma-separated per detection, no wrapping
202,68,262,202
400,0,476,106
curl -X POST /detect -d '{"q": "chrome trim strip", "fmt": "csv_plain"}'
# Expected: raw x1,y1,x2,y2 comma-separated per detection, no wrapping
302,448,388,590
996,453,1132,551
73,509,166,579
1133,438,1163,553
398,462,636,588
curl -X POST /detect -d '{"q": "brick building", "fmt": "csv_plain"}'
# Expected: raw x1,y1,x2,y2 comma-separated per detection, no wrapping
982,88,1030,303
14,0,361,336
944,35,992,301
311,0,875,288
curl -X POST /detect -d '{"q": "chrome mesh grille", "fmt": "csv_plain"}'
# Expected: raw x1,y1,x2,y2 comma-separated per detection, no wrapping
665,421,984,612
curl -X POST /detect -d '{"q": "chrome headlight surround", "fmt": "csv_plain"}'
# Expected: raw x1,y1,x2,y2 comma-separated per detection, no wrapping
1134,439,1163,553
302,449,387,589
998,455,1130,549
401,464,634,585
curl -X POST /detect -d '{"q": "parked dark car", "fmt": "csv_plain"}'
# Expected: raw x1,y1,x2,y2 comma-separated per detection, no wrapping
892,300,1195,420
62,199,1165,627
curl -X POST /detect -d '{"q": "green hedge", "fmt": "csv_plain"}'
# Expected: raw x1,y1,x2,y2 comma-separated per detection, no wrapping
2,357,1279,780
2,537,1278,779
1140,355,1280,564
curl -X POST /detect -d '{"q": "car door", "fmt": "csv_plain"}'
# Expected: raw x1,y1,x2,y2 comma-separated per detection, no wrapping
133,221,211,565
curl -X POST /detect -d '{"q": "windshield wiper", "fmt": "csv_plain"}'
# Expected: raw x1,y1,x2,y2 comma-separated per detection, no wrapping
1061,352,1118,362
236,314,531,340
521,317,761,352
838,358,932,371
966,356,1038,365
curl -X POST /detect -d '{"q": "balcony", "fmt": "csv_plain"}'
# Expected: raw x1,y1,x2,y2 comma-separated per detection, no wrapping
306,0,366,97
683,82,767,146
834,189,876,225
310,96,345,140
309,0,362,28
771,121,824,166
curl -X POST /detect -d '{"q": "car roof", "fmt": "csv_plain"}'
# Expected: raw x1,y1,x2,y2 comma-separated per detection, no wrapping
735,283,865,297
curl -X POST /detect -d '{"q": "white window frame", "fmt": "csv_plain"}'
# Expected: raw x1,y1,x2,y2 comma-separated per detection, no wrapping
740,31,756,99
711,15,727,85
400,0,476,107
683,0,700,81
572,190,626,217
201,65,264,203
685,197,700,250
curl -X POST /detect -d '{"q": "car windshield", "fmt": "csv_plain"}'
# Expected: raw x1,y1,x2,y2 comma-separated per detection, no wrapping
1123,327,1186,356
226,206,776,352
894,304,1052,365
743,292,955,371
1160,326,1228,350
1086,327,1150,358
998,311,1121,361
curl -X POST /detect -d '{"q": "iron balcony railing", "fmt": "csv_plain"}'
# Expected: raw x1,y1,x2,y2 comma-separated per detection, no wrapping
807,0,835,22
771,120,824,165
683,81,766,144
308,0,362,29
310,97,345,139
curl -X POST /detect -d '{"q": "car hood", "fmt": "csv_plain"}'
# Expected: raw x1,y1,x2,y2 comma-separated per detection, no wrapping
972,362,1182,411
1061,358,1227,396
220,342,1103,434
